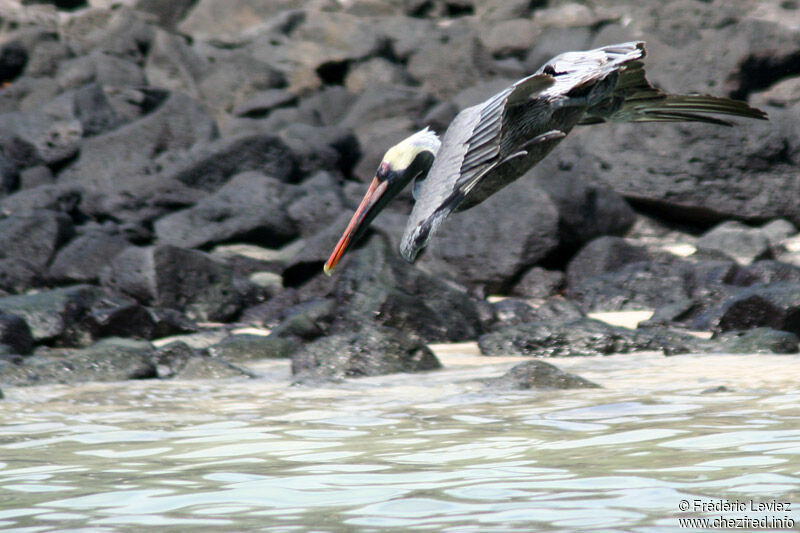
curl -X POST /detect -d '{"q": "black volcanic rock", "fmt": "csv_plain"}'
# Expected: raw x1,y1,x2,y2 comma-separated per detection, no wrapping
696,221,772,264
292,325,441,381
0,337,156,387
712,328,799,355
154,172,299,249
415,177,560,293
566,237,650,288
101,245,261,322
483,360,601,390
162,134,298,192
58,90,217,197
331,237,488,342
0,311,34,355
0,209,73,269
695,282,800,335
48,232,131,284
479,317,654,357
0,285,104,346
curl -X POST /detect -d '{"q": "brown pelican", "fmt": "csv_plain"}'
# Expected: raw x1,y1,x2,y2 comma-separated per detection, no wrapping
324,41,767,275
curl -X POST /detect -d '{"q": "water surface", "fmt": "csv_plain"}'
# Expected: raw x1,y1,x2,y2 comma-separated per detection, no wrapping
1,349,799,531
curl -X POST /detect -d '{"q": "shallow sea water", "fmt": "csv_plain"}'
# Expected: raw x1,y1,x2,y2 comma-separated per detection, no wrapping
1,348,799,532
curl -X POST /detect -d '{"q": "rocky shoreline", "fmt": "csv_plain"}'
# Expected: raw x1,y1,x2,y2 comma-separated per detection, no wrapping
0,0,798,393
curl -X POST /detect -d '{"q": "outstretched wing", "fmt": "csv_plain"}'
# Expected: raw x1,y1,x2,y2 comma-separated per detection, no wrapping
455,73,555,193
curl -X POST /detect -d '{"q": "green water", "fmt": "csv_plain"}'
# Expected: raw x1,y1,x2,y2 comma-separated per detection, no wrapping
1,351,799,531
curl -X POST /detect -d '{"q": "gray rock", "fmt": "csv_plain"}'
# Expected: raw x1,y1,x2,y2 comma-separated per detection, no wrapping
19,165,53,190
292,326,440,380
82,296,197,341
697,221,772,265
48,232,131,284
173,356,256,380
59,90,217,195
332,238,488,342
0,258,43,294
0,184,82,217
512,267,565,299
478,317,653,357
536,174,636,251
415,176,560,293
406,28,493,100
0,209,73,269
712,328,799,355
483,360,601,390
730,260,800,287
101,245,260,322
0,111,82,168
697,282,800,335
0,337,156,387
57,51,146,89
566,237,650,288
197,49,286,119
0,284,104,345
162,134,297,192
0,311,34,355
135,0,197,28
154,172,298,249
208,334,300,362
269,298,336,341
231,89,297,118
144,29,207,97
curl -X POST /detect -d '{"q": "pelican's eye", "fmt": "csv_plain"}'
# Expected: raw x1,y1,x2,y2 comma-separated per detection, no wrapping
377,161,390,181
543,65,563,76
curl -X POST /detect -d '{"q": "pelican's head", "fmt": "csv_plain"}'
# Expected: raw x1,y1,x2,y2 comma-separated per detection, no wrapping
324,127,440,275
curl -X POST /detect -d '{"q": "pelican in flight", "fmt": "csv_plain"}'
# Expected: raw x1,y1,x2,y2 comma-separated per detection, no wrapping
324,41,767,275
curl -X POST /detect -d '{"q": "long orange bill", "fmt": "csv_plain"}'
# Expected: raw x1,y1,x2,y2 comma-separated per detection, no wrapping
324,176,388,276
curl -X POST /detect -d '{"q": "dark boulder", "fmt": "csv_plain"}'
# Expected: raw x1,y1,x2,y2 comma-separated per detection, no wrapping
535,172,636,251
511,266,565,299
712,328,799,355
208,334,301,362
291,325,441,381
0,40,28,84
415,176,560,293
286,172,346,238
567,254,690,312
332,237,488,342
48,232,131,284
154,172,298,249
478,317,654,357
695,282,800,335
0,337,156,387
269,298,336,341
0,311,34,355
729,260,800,287
483,360,601,390
0,284,104,346
58,91,217,195
161,133,298,192
0,184,82,218
566,236,650,288
0,209,73,269
101,245,261,322
0,258,44,294
696,221,772,264
173,356,256,380
81,295,197,341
